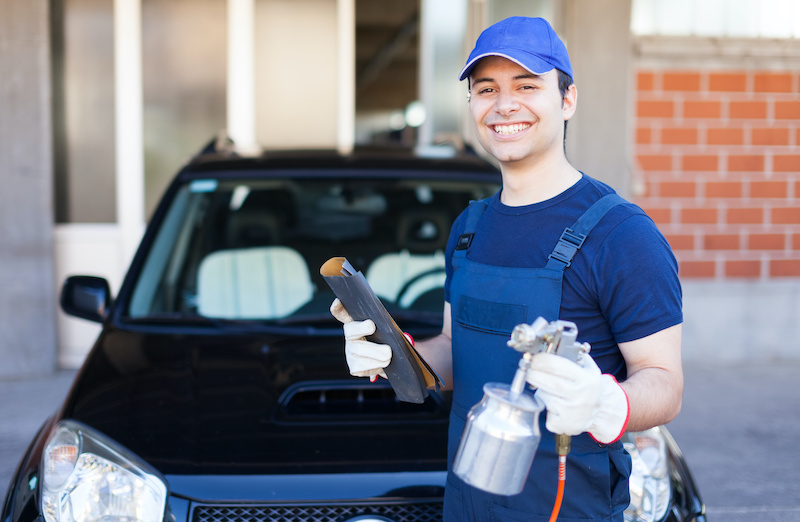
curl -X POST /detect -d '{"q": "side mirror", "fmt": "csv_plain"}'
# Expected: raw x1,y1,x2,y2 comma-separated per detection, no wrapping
60,276,113,323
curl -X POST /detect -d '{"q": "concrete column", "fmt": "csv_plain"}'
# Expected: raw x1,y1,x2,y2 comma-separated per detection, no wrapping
114,0,146,262
337,0,355,154
255,0,339,149
0,0,58,376
561,0,634,195
418,0,469,149
227,0,258,152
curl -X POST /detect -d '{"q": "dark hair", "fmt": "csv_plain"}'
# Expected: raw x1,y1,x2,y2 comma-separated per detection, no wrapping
557,69,574,152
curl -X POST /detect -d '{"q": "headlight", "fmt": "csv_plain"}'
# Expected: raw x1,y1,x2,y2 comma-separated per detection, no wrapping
41,420,168,522
623,427,670,522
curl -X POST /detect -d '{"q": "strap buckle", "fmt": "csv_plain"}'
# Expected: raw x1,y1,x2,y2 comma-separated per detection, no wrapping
455,233,474,251
547,228,586,268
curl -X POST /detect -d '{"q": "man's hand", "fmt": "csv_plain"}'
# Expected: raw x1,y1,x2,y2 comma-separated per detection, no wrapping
526,353,629,444
330,298,392,381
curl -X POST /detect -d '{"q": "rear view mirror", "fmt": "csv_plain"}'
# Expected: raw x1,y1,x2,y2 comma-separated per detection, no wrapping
60,276,112,323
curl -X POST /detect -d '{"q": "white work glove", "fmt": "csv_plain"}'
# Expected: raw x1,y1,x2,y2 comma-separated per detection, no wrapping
526,352,630,444
330,298,392,382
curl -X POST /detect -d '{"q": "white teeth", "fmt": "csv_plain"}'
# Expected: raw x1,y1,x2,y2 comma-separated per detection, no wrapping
493,123,530,135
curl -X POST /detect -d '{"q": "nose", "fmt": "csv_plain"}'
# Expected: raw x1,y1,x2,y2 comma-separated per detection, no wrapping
495,89,520,116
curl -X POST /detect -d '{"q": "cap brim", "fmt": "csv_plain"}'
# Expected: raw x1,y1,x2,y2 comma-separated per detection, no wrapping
458,52,556,81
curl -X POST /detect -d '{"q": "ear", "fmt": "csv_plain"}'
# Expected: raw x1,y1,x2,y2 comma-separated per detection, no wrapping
562,83,577,121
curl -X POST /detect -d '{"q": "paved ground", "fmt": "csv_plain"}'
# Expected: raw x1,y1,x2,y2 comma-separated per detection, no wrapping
665,361,800,521
1,361,799,520
0,370,76,497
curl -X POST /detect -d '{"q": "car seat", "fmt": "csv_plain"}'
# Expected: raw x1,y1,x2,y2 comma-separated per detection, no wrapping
225,188,295,248
366,207,450,309
196,246,313,319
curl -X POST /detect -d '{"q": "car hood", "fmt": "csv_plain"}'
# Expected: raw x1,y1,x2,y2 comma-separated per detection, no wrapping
62,326,449,478
164,471,447,502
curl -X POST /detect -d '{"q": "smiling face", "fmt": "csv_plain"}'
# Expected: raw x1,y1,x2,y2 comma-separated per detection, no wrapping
468,56,576,173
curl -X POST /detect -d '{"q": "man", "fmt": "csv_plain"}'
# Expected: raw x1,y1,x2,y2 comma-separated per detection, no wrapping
332,16,683,521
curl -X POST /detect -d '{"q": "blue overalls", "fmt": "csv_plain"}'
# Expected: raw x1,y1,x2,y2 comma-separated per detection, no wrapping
443,194,633,521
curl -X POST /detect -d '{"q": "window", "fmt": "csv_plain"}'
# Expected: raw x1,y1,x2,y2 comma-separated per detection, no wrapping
632,0,800,38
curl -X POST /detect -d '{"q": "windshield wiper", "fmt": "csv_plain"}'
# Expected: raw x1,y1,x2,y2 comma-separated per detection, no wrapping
126,311,442,331
123,313,225,326
384,310,443,327
274,310,442,327
274,313,343,326
124,313,336,334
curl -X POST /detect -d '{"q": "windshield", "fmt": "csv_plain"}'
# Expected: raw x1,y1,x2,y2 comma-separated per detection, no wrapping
126,175,499,324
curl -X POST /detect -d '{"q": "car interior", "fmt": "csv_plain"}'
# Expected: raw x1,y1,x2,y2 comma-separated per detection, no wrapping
126,176,499,322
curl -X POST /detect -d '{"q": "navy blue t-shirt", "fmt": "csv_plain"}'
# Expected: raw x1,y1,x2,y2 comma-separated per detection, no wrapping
444,174,682,380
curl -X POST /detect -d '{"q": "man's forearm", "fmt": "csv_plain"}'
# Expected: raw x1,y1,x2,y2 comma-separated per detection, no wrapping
416,333,454,391
621,368,683,432
619,324,683,432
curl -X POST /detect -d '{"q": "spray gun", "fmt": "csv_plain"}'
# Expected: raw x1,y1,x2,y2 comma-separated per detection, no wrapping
506,317,591,457
452,317,591,517
508,317,590,366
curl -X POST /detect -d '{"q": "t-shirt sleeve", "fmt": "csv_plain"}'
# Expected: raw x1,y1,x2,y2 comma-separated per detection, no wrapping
591,213,683,343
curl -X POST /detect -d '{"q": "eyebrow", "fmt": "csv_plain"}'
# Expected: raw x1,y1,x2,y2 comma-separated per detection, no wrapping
471,72,543,86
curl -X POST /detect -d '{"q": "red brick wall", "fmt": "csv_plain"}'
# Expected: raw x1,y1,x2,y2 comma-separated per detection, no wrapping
634,69,800,279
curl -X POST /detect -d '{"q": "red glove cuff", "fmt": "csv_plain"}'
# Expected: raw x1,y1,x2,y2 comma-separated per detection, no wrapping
589,376,630,445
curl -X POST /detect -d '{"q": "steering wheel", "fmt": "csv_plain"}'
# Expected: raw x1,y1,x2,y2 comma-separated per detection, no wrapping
395,267,446,308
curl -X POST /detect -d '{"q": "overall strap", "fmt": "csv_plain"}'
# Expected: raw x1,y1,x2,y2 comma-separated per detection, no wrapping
454,198,490,253
545,193,625,271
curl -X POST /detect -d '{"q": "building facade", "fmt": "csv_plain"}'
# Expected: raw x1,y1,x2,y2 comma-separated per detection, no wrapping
1,0,798,376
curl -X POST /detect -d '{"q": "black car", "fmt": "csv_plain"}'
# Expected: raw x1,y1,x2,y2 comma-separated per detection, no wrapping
3,142,705,522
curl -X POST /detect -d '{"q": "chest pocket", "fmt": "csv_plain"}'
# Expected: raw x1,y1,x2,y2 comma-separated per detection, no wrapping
455,295,527,336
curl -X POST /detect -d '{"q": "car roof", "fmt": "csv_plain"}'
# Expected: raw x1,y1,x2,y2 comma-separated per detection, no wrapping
178,144,501,180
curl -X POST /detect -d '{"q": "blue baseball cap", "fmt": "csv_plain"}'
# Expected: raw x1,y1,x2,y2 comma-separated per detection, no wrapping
459,17,573,81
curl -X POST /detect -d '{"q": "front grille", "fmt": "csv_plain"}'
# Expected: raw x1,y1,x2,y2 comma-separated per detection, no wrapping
192,500,443,522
